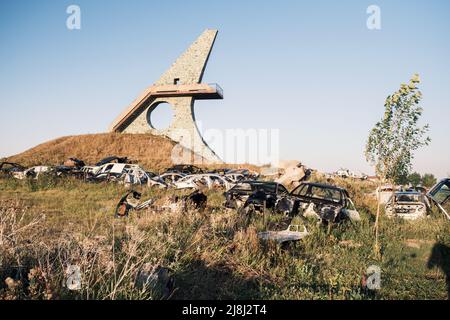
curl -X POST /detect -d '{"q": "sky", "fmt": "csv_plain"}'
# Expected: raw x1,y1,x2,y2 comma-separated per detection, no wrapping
0,0,449,177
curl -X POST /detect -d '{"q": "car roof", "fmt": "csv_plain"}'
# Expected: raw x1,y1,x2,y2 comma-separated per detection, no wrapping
236,180,280,186
299,182,345,191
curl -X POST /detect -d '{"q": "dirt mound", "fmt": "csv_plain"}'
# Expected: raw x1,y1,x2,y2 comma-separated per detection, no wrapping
3,133,198,171
4,133,263,173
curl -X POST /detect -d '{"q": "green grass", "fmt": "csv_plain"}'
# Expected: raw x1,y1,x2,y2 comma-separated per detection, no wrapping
0,176,449,300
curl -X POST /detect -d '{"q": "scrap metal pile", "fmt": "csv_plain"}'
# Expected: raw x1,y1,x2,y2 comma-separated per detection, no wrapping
0,158,258,190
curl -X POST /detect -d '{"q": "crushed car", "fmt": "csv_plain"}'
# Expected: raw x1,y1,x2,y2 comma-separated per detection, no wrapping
157,172,186,186
96,156,129,166
224,180,292,214
334,168,368,180
207,168,257,182
9,164,85,180
165,164,204,175
290,182,361,224
115,189,207,217
226,168,259,180
86,163,166,187
223,172,245,183
53,165,86,179
63,157,86,168
173,174,234,190
385,191,430,220
0,162,25,176
115,190,153,217
12,166,52,180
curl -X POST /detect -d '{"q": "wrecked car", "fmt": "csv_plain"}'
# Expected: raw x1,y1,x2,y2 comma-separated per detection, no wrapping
226,168,259,180
86,163,165,187
427,178,450,220
157,172,187,186
207,168,231,175
63,158,85,168
124,171,167,188
385,191,430,220
96,156,129,166
223,173,245,183
207,168,256,182
115,189,207,217
88,163,136,180
115,190,153,217
224,181,291,214
173,174,234,190
10,164,84,180
86,163,134,181
53,165,86,179
335,168,367,180
0,162,25,176
163,190,208,212
290,182,361,223
12,166,52,180
165,164,204,175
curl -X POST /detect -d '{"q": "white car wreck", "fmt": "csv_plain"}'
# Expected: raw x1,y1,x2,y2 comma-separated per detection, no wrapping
12,166,52,180
84,163,166,187
385,191,430,220
173,174,234,190
335,168,367,180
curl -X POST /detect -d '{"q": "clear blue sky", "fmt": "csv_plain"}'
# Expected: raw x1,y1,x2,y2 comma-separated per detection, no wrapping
1,0,449,177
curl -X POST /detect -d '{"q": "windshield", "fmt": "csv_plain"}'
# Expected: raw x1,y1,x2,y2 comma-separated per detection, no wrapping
232,182,278,194
292,184,342,203
394,193,422,202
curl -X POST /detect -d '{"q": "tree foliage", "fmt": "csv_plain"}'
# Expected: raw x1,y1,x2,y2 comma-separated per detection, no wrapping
365,74,431,184
407,172,421,186
407,172,437,187
421,173,437,188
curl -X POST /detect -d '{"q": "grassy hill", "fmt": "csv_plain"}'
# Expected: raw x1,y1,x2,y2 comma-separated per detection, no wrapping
3,133,202,172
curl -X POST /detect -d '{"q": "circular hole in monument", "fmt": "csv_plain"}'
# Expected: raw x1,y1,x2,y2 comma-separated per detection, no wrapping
147,102,174,130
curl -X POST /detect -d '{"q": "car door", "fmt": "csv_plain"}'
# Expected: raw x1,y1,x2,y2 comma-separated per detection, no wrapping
427,179,450,219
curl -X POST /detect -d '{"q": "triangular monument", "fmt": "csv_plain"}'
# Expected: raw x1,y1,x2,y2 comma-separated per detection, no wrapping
109,29,223,163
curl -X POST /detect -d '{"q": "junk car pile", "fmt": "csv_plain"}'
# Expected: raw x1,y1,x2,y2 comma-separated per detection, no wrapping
2,157,448,245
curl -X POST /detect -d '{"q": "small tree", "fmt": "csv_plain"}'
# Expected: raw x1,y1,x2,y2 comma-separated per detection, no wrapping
407,172,422,186
421,173,437,188
365,74,430,257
